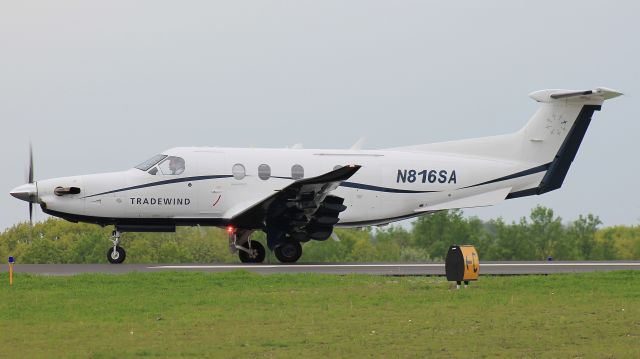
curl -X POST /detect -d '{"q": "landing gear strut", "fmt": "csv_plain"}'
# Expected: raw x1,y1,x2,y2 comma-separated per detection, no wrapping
107,229,126,264
229,228,266,263
238,241,266,263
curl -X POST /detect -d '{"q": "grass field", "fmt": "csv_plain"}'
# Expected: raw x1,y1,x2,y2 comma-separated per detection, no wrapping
0,270,638,358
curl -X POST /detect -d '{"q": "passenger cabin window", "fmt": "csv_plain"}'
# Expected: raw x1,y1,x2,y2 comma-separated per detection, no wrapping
258,164,271,180
291,164,304,180
232,163,246,180
157,156,186,175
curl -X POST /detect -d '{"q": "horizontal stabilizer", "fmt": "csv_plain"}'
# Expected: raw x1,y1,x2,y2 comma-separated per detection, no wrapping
530,87,623,103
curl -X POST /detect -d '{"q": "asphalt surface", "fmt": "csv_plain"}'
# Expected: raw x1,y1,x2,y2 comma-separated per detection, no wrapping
5,261,640,276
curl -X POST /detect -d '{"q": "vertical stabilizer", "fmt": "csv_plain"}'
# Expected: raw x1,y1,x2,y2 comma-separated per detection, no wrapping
516,87,621,164
388,87,622,197
390,87,622,167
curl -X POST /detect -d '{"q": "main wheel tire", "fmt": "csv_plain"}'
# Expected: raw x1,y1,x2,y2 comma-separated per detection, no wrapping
239,241,266,263
274,241,302,263
107,246,126,264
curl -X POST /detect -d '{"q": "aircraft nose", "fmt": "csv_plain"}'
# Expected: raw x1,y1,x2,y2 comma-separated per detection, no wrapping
10,183,38,203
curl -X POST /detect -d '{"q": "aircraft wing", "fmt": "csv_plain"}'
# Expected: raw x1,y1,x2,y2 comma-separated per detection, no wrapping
229,165,361,230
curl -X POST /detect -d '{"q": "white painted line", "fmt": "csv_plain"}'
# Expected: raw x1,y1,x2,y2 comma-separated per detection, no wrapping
481,263,640,266
150,264,443,269
149,262,640,270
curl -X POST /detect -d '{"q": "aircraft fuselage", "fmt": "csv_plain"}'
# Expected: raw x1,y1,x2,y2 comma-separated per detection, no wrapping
35,147,531,228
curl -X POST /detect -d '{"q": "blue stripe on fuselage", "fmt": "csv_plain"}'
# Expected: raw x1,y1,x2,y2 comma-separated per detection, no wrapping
81,175,233,199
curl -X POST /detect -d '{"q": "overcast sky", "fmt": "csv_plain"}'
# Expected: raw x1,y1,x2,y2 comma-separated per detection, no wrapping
1,1,639,231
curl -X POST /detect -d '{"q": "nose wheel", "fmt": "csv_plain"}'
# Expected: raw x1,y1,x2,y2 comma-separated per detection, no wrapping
107,230,126,264
107,246,126,264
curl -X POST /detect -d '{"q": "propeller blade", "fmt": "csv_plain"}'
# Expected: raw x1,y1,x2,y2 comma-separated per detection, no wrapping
28,143,36,227
28,142,34,184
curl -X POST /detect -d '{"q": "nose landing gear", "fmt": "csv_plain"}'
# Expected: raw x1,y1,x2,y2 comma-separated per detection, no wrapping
107,229,126,264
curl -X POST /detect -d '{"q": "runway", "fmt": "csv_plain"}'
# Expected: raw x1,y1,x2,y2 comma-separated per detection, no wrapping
7,261,640,276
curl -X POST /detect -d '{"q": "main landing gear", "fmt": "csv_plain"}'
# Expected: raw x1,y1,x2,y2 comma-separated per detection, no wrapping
229,228,266,263
274,241,302,263
107,229,126,264
229,228,304,264
238,241,266,263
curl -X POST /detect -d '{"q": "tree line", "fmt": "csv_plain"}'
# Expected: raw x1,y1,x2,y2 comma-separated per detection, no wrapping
0,205,638,263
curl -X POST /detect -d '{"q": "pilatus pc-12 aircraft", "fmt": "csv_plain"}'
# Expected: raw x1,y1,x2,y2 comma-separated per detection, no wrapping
10,87,621,264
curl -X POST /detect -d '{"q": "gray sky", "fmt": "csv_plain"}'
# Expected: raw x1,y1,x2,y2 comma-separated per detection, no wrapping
1,1,639,230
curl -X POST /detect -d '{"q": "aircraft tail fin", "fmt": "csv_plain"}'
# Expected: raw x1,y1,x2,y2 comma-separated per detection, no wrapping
515,87,622,164
390,87,621,164
389,87,622,196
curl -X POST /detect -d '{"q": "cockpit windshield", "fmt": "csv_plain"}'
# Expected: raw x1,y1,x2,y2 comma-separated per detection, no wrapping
135,154,167,171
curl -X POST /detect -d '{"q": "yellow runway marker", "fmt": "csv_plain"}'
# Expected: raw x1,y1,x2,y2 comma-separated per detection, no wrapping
8,256,15,286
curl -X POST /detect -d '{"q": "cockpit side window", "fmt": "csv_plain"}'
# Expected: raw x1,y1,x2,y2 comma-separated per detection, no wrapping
158,156,186,175
135,154,167,171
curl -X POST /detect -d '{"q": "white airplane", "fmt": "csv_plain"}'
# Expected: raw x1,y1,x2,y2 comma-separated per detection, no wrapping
10,87,622,264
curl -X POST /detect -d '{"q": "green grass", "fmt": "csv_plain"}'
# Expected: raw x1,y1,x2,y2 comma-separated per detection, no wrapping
0,271,638,358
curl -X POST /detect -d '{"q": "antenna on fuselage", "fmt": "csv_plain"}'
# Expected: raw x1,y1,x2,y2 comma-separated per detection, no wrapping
349,137,366,150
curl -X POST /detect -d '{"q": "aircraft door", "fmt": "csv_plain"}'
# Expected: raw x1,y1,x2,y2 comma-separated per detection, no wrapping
194,151,227,217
